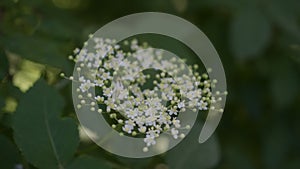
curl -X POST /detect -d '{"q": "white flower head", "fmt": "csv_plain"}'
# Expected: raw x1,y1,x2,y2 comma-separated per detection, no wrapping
65,37,226,152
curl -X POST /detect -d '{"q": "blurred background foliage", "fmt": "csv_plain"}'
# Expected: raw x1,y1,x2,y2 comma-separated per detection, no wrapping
0,0,300,169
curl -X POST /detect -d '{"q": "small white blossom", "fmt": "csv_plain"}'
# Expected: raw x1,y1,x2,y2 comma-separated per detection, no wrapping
138,126,147,133
144,135,156,147
168,108,178,115
178,101,185,109
171,128,179,139
79,80,93,92
122,124,134,134
172,119,181,128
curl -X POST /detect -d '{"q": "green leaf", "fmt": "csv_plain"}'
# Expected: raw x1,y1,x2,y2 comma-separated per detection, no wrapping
262,125,290,169
0,135,21,169
0,82,23,100
66,155,111,169
266,0,300,40
117,156,151,169
13,79,79,169
2,34,72,73
0,85,7,119
165,123,220,169
0,50,9,80
270,64,299,109
229,9,271,59
223,144,256,169
0,95,4,112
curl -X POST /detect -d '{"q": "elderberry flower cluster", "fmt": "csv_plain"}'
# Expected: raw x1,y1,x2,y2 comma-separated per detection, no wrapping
62,35,227,152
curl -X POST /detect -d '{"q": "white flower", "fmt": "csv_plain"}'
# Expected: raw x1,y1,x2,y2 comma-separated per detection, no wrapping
94,96,102,102
79,80,94,92
101,72,111,80
168,108,178,115
172,119,181,128
111,81,129,100
178,101,185,109
199,100,208,110
79,76,86,82
144,107,157,117
147,129,159,137
122,124,134,134
103,88,113,97
138,126,147,133
135,116,145,126
157,114,169,125
105,98,115,110
145,115,157,126
126,109,139,119
171,128,179,139
144,135,156,146
94,79,104,87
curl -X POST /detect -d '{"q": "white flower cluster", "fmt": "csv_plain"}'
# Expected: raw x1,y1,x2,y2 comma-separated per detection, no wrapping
62,35,227,152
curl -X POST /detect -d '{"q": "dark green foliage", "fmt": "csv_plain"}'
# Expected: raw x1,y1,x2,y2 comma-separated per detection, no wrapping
13,80,79,169
0,0,299,169
0,135,21,169
66,155,111,169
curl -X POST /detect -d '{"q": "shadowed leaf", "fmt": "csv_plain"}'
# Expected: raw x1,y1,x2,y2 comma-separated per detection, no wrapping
230,9,271,59
66,155,111,169
13,79,79,169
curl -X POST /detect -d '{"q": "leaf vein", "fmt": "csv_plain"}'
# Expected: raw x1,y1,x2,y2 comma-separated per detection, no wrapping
43,98,64,169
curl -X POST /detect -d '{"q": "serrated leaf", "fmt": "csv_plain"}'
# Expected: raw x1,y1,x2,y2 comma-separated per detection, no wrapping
13,79,79,169
165,123,220,169
229,9,271,59
66,155,111,169
0,135,21,169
